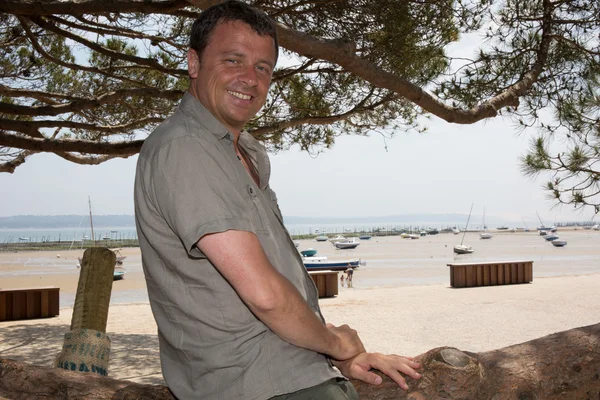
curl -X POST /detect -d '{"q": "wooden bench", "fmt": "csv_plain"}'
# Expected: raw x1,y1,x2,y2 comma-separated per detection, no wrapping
308,271,339,298
0,287,60,321
447,261,533,288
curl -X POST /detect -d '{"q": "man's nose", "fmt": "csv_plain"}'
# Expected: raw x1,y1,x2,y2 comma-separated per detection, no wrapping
238,65,258,86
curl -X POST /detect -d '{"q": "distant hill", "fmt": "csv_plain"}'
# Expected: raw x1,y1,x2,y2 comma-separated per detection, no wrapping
0,215,135,229
1,213,479,229
283,214,471,225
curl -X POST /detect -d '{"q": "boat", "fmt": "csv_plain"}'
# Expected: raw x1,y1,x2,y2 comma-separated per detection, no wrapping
113,267,126,280
426,228,439,235
18,236,29,241
359,234,372,240
536,211,558,233
294,241,300,247
300,248,317,257
453,244,474,254
400,232,410,239
479,207,493,239
496,226,509,230
408,234,420,239
451,227,460,235
329,235,347,244
102,233,111,240
454,203,474,254
593,224,599,231
303,256,364,271
552,240,567,247
315,235,328,242
334,238,360,249
544,234,560,241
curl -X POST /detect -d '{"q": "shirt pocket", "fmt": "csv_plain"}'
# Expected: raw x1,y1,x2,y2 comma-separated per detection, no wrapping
244,183,271,235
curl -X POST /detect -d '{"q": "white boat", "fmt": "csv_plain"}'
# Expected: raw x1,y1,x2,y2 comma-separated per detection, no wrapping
315,235,328,242
334,238,360,249
329,235,347,244
454,203,474,254
593,224,599,231
453,244,474,254
359,234,372,240
479,207,493,239
451,228,461,235
302,256,364,271
408,234,420,239
400,232,410,238
552,240,567,247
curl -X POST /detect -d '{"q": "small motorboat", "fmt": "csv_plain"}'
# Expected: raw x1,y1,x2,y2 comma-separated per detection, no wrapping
479,232,493,239
552,240,567,247
113,267,126,280
303,256,364,271
334,238,360,249
315,235,329,242
544,234,560,241
328,235,347,244
359,234,372,240
300,248,317,257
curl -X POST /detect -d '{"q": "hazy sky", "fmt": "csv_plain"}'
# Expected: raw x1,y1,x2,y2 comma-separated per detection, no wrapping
0,113,595,225
1,29,596,225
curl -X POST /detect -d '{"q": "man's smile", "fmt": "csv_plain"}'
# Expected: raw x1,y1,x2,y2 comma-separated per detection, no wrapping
228,90,252,100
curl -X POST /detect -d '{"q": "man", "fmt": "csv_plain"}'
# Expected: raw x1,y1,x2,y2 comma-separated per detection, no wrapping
134,2,421,399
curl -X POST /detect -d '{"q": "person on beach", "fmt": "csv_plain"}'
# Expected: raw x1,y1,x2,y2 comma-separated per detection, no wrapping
340,272,346,288
346,267,354,288
134,2,421,399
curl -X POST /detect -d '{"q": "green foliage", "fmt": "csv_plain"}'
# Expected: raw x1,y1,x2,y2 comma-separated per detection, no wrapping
0,0,598,214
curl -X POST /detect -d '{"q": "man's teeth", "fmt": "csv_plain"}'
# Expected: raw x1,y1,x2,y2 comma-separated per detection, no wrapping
228,91,251,100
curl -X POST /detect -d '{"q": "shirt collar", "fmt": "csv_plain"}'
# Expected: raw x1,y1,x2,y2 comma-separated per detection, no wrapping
178,92,231,141
179,92,271,190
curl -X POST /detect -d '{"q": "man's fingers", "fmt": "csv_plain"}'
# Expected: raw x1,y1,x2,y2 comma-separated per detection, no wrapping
376,363,410,390
350,364,383,385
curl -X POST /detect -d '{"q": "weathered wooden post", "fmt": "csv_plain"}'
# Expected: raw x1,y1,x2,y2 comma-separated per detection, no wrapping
55,247,116,376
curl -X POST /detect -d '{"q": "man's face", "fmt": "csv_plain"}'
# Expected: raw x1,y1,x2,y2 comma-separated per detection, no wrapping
188,20,276,134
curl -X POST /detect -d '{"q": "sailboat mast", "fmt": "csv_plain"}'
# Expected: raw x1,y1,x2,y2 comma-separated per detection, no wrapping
88,196,96,246
461,203,474,245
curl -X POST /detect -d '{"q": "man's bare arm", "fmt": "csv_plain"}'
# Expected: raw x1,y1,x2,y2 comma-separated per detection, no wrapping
197,229,365,361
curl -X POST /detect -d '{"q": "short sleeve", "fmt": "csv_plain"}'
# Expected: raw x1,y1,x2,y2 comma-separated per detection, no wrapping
151,135,256,256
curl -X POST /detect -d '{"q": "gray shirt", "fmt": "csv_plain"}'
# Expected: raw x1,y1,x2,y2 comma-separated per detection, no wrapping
134,93,340,400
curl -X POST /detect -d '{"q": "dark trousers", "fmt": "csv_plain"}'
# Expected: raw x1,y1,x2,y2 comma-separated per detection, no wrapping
269,378,359,400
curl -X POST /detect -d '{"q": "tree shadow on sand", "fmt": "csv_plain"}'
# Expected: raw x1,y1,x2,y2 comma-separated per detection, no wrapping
0,322,164,385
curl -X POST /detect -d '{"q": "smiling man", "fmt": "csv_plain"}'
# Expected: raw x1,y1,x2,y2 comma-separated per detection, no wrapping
134,2,421,399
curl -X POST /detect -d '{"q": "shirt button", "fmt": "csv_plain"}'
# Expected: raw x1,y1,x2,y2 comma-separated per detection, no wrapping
247,185,255,196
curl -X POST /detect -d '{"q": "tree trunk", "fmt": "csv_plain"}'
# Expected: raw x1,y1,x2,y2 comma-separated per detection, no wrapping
1,323,599,400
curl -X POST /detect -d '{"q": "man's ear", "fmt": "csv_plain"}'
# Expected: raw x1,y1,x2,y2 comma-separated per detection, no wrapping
187,49,200,78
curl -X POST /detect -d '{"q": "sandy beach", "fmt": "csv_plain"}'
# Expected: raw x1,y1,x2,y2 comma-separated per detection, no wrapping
1,230,600,386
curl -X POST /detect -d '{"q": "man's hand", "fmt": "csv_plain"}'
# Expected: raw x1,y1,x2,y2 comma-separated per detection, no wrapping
332,352,422,390
326,323,366,361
